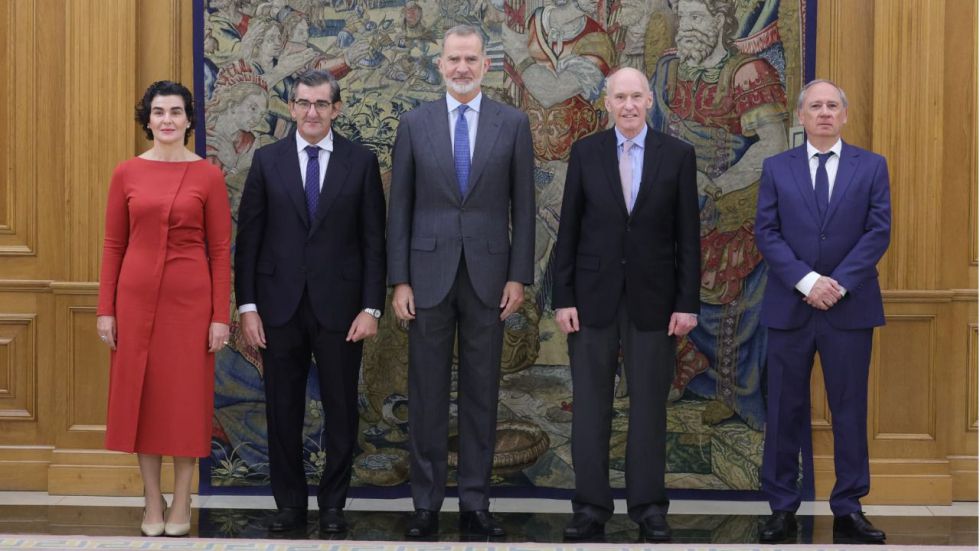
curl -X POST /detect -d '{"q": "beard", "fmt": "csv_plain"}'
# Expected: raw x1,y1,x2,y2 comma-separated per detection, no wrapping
676,28,716,65
445,75,483,96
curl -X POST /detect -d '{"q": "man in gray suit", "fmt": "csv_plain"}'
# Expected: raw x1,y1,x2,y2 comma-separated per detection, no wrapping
387,24,535,539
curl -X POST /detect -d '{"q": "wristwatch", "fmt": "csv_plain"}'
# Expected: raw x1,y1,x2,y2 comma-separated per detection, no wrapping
363,308,382,319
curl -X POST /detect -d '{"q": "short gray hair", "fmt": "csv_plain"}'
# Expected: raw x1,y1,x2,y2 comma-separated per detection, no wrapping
443,24,485,53
796,79,848,111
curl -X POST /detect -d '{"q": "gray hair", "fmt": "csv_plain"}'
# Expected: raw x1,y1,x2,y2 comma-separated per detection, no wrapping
443,24,486,53
290,69,341,104
796,79,848,111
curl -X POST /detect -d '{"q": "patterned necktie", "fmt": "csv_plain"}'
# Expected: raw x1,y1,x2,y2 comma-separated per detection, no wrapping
814,151,832,220
620,140,634,211
304,145,320,220
454,104,471,198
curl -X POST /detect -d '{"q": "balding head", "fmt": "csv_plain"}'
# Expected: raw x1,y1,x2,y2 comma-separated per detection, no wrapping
604,68,653,138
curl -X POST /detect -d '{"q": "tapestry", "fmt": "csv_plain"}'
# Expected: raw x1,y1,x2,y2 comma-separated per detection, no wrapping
198,0,814,494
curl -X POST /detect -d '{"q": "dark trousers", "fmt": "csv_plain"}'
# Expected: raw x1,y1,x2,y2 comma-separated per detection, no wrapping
568,296,674,523
761,313,873,516
261,289,362,510
408,259,504,512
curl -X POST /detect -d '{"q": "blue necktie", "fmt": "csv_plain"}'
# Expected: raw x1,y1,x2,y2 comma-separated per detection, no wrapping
304,145,320,220
814,152,832,220
454,104,471,197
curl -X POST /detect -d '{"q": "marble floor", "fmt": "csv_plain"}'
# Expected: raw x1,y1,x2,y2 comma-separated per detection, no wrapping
0,493,976,546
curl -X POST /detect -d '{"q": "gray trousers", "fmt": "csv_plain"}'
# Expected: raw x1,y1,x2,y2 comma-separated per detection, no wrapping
568,295,674,522
407,258,504,512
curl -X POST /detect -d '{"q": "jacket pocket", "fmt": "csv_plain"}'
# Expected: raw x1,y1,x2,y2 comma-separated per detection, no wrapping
411,237,437,251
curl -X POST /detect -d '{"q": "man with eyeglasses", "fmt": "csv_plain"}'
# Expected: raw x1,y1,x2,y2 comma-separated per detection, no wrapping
235,69,386,536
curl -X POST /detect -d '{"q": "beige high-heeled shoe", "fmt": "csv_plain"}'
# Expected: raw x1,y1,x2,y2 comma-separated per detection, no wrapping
140,496,167,537
164,496,192,537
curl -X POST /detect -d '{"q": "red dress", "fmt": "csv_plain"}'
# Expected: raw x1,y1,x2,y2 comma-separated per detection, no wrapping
97,158,231,457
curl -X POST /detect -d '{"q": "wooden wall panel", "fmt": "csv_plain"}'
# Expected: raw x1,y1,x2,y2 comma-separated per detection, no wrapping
872,315,936,442
64,0,138,283
0,0,37,260
871,0,946,291
0,314,37,421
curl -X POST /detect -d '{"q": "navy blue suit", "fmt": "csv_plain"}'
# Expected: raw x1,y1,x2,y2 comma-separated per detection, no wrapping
755,142,890,515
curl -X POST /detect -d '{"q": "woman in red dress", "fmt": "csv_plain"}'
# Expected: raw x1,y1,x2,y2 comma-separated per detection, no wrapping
96,81,231,537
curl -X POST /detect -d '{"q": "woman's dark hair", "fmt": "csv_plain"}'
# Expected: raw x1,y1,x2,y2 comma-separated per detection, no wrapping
135,80,195,144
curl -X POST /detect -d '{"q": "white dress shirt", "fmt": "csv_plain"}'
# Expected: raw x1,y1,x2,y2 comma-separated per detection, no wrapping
795,139,847,297
446,92,481,160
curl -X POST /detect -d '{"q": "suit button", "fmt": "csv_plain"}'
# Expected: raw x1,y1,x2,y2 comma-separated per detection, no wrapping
820,234,827,240
621,259,627,265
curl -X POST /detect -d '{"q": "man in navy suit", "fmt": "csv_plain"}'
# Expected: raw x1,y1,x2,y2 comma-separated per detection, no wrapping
755,79,891,543
235,69,386,535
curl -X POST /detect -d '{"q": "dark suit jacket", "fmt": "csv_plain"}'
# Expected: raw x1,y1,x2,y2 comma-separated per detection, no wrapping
755,142,891,330
387,96,535,308
234,132,386,330
552,126,701,330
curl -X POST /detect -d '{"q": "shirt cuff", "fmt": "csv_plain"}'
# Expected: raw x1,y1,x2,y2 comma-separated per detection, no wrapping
238,303,258,314
795,272,821,296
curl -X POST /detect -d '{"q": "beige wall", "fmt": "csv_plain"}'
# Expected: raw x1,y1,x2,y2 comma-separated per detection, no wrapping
0,0,975,501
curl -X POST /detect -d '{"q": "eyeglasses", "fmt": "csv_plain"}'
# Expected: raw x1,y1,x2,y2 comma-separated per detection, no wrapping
292,99,334,112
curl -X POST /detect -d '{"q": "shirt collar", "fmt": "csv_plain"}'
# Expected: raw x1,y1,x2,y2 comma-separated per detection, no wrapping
806,138,842,160
446,92,482,114
296,129,334,155
615,125,647,149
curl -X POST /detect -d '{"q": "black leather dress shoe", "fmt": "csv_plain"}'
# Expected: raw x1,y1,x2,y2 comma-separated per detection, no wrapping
460,510,505,537
563,513,605,541
405,509,439,538
319,507,348,534
833,512,886,543
638,514,671,542
759,510,797,543
268,507,307,532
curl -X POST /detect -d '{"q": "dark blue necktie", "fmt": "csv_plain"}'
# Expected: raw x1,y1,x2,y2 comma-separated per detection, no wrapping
304,145,320,220
454,104,471,197
814,151,832,220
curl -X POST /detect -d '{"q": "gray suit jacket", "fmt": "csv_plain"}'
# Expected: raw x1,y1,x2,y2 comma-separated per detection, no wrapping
387,95,535,309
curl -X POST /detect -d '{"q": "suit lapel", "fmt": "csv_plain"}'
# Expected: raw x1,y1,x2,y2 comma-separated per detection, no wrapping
789,145,821,224
275,135,310,227
599,130,629,218
823,141,859,226
630,127,663,216
466,98,503,202
309,133,351,237
421,99,460,203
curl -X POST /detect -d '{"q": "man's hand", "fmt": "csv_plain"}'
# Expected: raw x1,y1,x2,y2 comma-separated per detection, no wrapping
392,283,416,321
804,276,844,310
668,312,697,337
240,311,267,349
208,322,231,353
555,307,580,334
499,281,525,321
97,315,117,351
346,311,379,342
